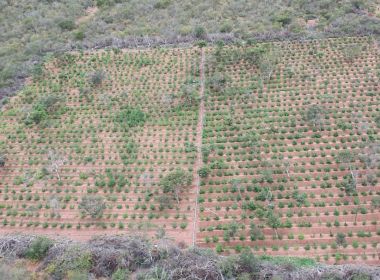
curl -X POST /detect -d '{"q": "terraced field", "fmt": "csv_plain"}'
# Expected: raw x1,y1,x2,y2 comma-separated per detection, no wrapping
0,36,379,264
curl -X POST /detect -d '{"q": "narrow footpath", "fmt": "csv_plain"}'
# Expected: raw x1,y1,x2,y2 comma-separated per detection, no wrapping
192,48,205,246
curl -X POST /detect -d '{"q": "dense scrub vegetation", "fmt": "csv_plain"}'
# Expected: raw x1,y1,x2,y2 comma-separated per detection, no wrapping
1,0,379,100
0,234,378,280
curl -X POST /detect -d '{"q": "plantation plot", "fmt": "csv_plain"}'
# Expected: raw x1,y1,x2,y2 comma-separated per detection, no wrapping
0,36,379,265
0,47,201,243
198,37,380,264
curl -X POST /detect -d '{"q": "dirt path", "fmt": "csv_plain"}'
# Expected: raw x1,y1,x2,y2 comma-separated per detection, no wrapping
192,48,205,246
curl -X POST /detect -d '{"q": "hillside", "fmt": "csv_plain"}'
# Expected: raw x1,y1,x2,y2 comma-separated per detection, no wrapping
1,0,380,100
0,36,379,268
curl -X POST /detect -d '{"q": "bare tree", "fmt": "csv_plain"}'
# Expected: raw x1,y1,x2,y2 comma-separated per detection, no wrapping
258,47,279,81
304,105,326,129
283,159,292,178
359,143,380,170
79,195,106,219
337,151,358,194
49,196,60,216
46,150,65,181
140,172,153,193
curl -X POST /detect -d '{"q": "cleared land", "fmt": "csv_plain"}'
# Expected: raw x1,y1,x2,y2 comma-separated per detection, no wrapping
0,36,379,265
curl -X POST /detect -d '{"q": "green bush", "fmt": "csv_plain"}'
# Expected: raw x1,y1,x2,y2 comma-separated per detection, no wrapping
112,268,130,280
194,26,206,39
114,107,146,128
58,20,76,30
198,166,210,178
0,154,5,167
154,0,171,9
74,30,85,40
26,236,53,260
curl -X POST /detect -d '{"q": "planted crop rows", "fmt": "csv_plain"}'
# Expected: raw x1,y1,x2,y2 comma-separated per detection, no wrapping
0,36,379,264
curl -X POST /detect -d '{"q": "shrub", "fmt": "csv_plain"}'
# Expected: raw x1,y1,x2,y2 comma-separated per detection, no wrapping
25,236,53,260
194,26,206,39
74,30,85,40
154,0,171,9
24,94,65,125
237,249,259,275
198,166,210,178
111,268,130,280
208,72,229,93
45,246,92,279
220,21,233,33
351,273,371,280
89,70,106,86
58,20,76,30
114,107,146,128
0,154,5,167
342,44,362,61
0,261,30,280
79,195,106,218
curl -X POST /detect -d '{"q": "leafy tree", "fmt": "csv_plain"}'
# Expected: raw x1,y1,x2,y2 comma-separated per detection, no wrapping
179,82,199,107
249,223,264,241
79,195,106,218
257,48,279,81
266,210,281,239
208,72,229,93
336,151,358,194
89,70,106,86
336,232,347,247
342,44,362,61
304,105,325,129
160,169,192,204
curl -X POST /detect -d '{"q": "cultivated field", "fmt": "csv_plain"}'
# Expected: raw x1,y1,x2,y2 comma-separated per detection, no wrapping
0,36,379,265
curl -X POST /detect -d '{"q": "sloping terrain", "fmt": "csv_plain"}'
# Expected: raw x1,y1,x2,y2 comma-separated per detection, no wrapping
0,36,379,265
199,36,380,264
1,0,380,98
